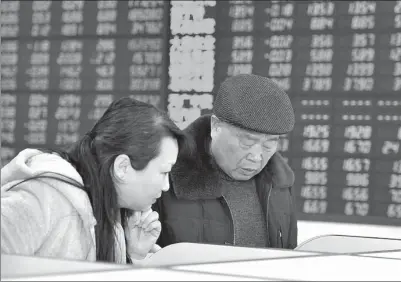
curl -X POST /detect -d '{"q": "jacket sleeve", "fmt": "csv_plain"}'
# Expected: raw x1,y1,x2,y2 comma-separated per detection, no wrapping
1,188,49,255
287,186,298,249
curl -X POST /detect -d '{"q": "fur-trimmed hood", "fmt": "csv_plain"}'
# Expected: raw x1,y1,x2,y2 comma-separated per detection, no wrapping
170,115,295,200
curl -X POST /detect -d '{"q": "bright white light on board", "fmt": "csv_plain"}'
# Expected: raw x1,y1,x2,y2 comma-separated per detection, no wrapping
170,1,216,35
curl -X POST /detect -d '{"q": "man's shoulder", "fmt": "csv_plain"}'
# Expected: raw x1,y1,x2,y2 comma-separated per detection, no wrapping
183,114,212,132
173,114,213,173
260,152,295,189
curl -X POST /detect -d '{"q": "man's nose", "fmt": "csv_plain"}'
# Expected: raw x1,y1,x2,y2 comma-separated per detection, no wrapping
247,144,263,162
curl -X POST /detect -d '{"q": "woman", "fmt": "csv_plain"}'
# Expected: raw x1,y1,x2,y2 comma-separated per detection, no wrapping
1,97,190,264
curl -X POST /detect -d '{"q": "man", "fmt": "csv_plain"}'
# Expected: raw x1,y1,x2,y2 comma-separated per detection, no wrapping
154,74,297,249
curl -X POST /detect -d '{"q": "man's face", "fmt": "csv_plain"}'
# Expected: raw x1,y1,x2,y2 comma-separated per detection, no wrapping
210,116,280,181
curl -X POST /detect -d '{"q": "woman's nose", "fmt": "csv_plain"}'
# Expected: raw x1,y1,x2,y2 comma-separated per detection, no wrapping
161,174,170,192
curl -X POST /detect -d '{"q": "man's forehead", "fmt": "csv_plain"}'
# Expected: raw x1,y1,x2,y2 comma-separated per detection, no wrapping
226,122,280,139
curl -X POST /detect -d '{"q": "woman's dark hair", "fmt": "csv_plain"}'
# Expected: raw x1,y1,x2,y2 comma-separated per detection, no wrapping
68,97,190,262
8,97,191,263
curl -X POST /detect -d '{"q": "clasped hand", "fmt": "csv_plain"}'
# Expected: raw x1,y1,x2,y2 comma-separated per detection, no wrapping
125,209,161,260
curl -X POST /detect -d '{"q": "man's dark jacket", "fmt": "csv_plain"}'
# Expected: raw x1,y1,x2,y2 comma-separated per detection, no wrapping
153,115,298,249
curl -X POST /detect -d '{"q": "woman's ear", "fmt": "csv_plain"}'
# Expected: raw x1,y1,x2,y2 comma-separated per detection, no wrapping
113,154,131,182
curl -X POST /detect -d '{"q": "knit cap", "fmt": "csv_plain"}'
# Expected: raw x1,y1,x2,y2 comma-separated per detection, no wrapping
213,74,295,134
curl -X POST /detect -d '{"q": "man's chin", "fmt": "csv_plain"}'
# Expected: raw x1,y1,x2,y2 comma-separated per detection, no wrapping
232,172,255,181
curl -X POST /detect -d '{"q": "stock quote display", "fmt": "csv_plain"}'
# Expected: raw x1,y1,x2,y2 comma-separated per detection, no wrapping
1,0,169,156
1,1,400,225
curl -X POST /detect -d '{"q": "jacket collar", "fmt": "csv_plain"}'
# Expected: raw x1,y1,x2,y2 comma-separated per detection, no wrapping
171,115,294,200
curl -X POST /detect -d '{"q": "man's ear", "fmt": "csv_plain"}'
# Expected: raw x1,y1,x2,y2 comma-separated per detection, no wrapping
113,154,131,182
210,115,221,139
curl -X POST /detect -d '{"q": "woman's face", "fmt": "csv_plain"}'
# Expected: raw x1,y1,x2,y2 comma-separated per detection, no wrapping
114,136,178,211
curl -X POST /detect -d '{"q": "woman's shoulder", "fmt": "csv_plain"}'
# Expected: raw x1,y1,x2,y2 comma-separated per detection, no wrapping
3,177,80,214
1,175,96,258
2,149,96,227
3,174,94,227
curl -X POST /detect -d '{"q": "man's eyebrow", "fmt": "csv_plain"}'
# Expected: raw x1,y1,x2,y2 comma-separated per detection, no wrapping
234,126,281,141
264,135,280,141
246,133,260,140
237,131,258,140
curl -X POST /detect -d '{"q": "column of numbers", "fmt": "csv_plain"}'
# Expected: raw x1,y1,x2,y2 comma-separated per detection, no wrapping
265,2,294,92
127,1,164,94
31,1,51,37
378,104,401,219
61,1,84,36
127,38,163,92
54,94,81,145
391,2,401,91
302,1,335,92
343,1,376,92
227,2,254,76
301,121,331,214
96,0,117,36
26,40,51,91
387,138,401,218
1,41,19,91
90,39,116,91
57,40,83,91
0,93,17,167
302,34,334,92
342,122,372,216
127,38,163,105
0,94,17,146
25,94,48,145
0,1,20,37
128,0,164,36
295,98,332,215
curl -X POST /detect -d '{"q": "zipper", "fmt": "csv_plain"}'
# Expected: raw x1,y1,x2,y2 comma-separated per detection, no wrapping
266,185,272,247
279,227,283,248
221,195,235,245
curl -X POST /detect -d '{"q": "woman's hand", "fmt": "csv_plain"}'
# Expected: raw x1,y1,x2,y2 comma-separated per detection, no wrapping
125,209,161,260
